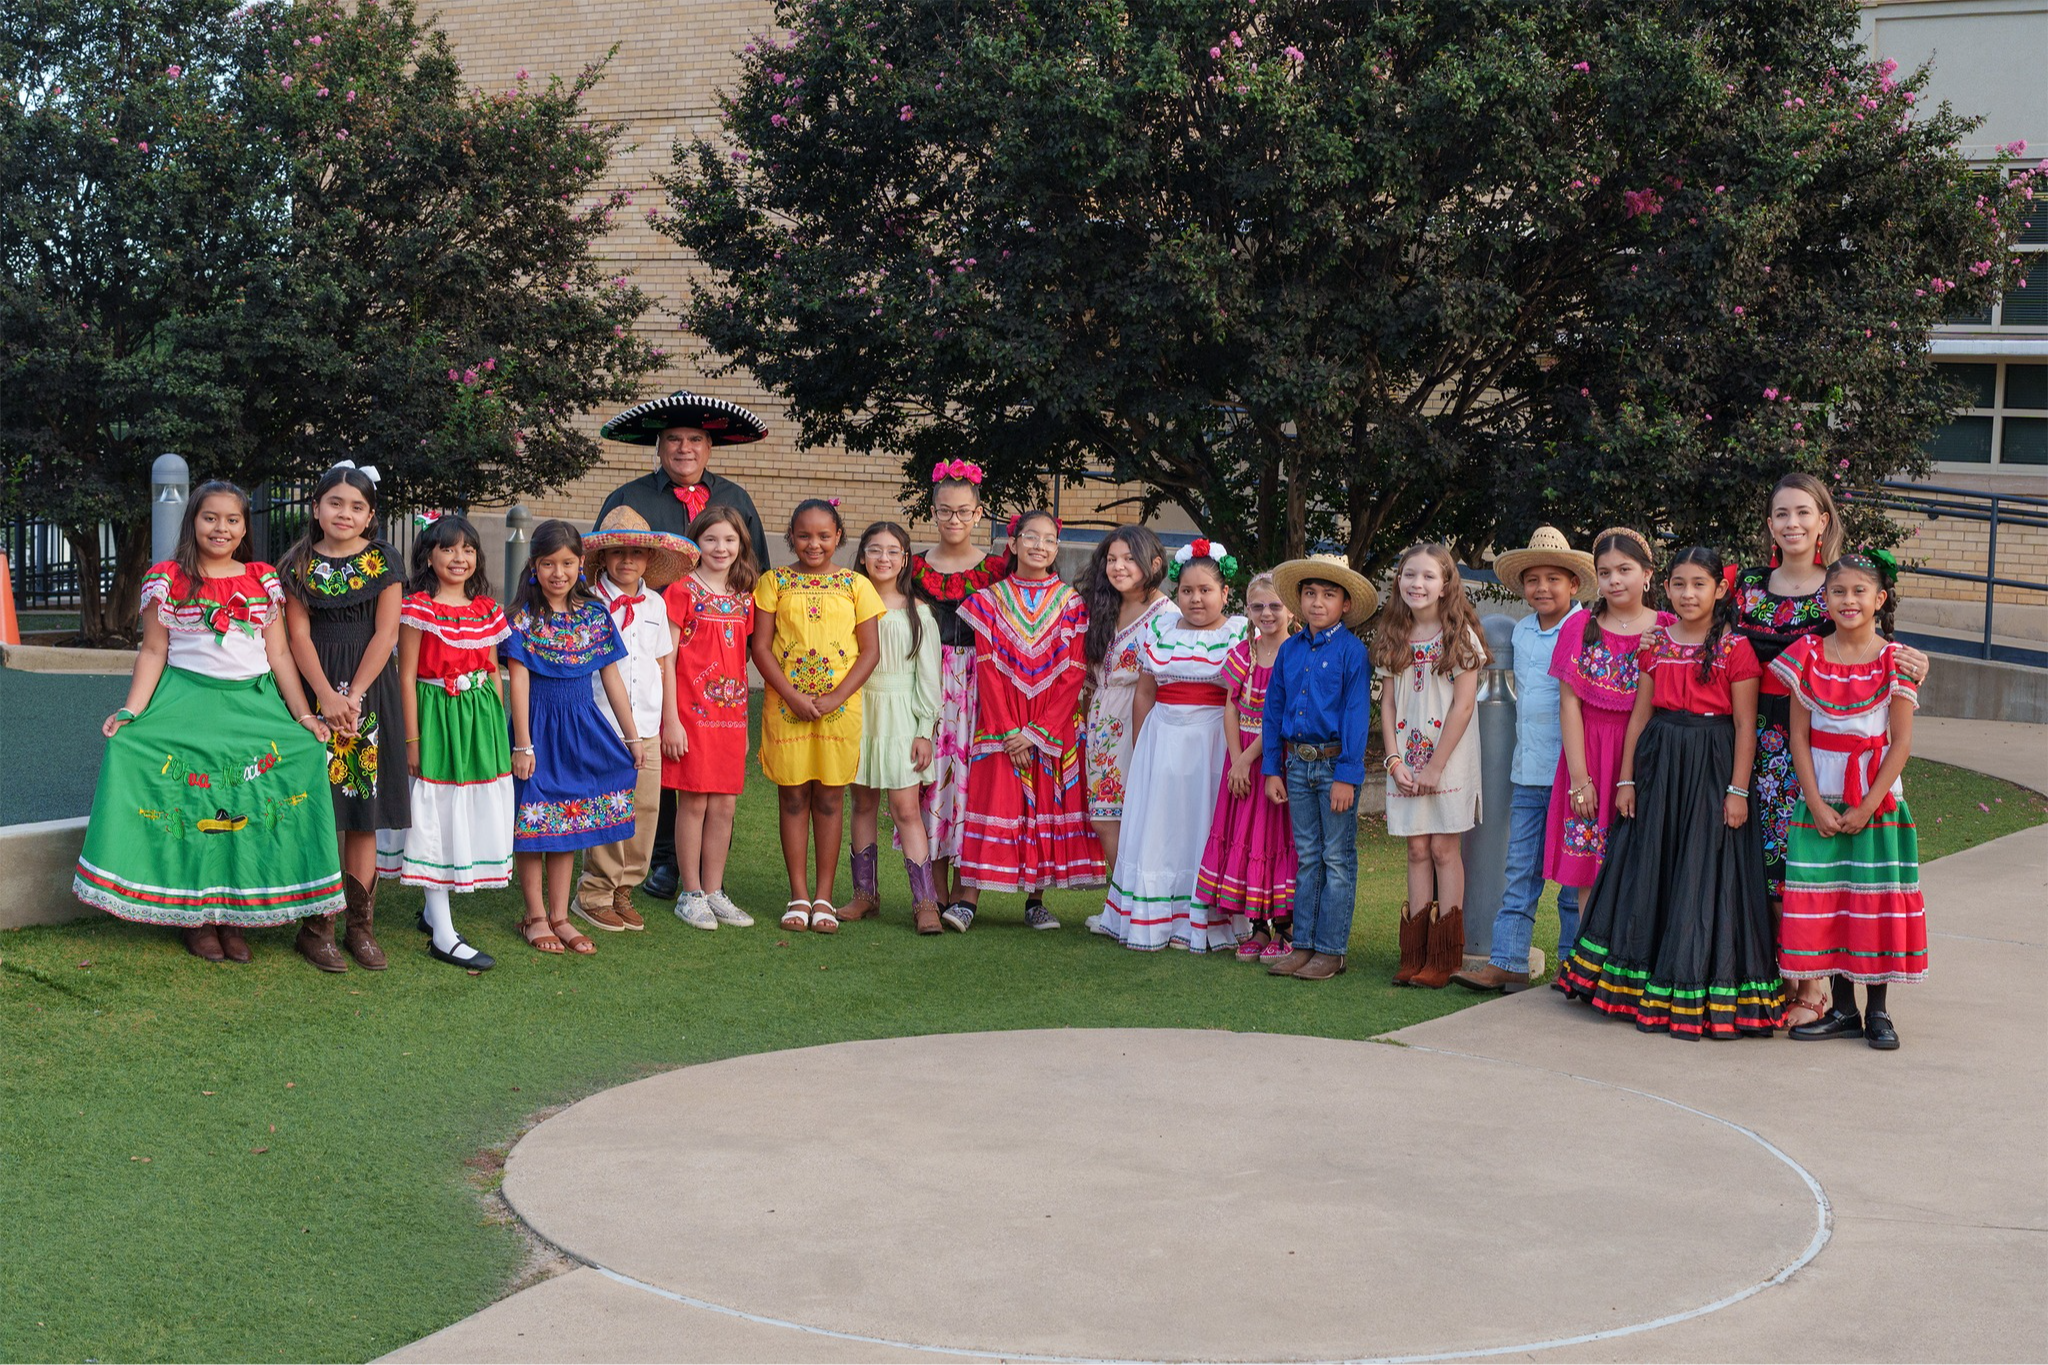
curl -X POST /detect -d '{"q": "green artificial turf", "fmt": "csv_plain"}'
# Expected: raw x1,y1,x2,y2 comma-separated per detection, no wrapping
1,700,2040,1360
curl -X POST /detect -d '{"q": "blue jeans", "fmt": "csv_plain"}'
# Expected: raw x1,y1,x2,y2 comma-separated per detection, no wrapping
1286,757,1359,957
1489,782,1581,972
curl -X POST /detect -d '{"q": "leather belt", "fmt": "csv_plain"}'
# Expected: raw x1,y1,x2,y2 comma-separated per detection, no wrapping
1288,741,1342,761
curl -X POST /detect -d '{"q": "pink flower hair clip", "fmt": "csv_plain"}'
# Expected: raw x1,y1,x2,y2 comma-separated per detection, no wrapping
932,459,984,485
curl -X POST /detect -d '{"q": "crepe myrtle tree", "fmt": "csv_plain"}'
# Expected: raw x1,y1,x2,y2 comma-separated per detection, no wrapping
0,0,661,641
659,0,2031,573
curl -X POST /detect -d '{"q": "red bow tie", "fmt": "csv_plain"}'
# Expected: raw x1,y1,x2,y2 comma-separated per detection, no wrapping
673,482,710,519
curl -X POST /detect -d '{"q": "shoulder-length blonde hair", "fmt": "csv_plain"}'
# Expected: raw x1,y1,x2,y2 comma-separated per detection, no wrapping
1370,543,1492,675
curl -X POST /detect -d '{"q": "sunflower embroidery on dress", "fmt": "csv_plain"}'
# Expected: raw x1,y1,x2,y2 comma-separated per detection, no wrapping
305,546,391,597
325,710,381,799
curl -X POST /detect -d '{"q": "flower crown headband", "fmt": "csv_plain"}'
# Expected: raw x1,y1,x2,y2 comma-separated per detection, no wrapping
932,460,985,485
1169,538,1240,581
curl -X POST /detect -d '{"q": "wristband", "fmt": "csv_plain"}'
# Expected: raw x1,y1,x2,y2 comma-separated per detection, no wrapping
1726,784,1750,798
1383,754,1401,774
115,707,138,722
1615,779,1635,788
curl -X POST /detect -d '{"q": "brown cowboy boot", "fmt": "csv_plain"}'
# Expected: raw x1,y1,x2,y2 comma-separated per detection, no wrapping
341,874,387,970
296,913,349,973
1391,901,1430,986
216,922,252,964
838,843,882,920
1411,903,1466,990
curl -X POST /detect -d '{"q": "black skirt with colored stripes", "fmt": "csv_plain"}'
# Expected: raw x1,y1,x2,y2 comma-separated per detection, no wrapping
1557,710,1784,1038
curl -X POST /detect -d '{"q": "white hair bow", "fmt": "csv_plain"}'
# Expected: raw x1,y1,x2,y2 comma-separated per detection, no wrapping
331,459,381,484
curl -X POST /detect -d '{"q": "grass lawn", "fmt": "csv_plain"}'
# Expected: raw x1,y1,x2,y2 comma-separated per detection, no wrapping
2,693,2041,1362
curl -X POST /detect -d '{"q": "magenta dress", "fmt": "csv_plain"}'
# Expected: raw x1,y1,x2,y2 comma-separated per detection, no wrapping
1543,612,1675,887
1193,638,1298,926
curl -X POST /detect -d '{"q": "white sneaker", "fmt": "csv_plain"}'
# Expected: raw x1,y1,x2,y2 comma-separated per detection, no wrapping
674,891,718,930
705,890,754,927
1085,913,1113,937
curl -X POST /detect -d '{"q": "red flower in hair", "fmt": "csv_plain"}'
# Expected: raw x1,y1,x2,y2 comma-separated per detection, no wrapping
1191,537,1212,558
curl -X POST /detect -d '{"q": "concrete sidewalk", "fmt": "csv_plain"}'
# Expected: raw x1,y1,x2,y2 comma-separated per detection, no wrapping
388,820,2045,1364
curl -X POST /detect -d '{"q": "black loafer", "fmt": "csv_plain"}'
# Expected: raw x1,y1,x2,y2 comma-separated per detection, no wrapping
642,864,679,900
1864,1011,1900,1050
1790,1007,1864,1040
429,937,495,971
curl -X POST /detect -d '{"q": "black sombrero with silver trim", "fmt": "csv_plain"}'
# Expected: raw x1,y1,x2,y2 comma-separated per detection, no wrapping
599,390,769,446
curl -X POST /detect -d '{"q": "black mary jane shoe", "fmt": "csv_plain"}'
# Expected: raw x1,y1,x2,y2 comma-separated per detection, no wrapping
1864,1011,1900,1051
1789,1007,1864,1041
429,936,496,971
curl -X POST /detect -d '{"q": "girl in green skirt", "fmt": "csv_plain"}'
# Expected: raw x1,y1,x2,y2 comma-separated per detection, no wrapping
74,482,343,964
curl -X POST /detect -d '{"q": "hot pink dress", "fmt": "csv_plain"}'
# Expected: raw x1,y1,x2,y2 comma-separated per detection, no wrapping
1543,611,1675,887
1193,638,1297,927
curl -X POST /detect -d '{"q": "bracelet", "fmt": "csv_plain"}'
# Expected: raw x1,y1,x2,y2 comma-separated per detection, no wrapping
1726,784,1750,798
1383,754,1401,774
298,714,318,724
512,744,535,755
1615,779,1635,788
115,707,138,722
406,736,420,744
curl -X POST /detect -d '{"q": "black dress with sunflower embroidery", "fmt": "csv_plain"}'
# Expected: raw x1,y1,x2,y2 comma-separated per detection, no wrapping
294,542,410,830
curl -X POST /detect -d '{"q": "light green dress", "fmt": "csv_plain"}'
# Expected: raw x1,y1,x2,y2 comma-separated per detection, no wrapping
855,602,941,790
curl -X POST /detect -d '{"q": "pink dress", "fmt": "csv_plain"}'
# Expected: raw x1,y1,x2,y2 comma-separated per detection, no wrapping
1193,638,1298,926
1543,611,1675,886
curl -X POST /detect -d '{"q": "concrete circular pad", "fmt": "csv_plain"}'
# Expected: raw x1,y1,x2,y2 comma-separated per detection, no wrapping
503,1029,1823,1362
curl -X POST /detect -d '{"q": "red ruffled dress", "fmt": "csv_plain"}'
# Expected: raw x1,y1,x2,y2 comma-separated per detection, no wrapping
1193,637,1298,927
662,575,754,795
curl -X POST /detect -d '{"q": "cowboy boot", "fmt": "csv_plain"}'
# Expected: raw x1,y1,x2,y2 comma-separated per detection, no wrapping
906,856,944,936
1391,901,1430,986
838,843,881,920
216,922,252,964
1411,903,1466,990
296,913,349,973
341,874,387,971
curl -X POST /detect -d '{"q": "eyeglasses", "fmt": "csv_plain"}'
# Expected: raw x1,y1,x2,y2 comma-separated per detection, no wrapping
1014,533,1060,549
933,507,980,523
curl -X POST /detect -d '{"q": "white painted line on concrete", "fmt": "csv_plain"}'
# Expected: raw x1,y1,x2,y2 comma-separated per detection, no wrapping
566,1042,1834,1365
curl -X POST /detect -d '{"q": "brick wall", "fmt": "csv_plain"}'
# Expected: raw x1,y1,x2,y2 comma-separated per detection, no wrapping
1889,507,2048,605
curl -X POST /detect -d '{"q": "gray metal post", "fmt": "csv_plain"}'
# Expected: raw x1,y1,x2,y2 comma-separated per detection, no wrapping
150,453,189,563
1982,497,1999,660
1461,613,1521,964
503,503,532,597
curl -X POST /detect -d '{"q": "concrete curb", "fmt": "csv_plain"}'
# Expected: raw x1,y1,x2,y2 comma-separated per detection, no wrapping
1915,653,2048,724
0,819,90,930
1,643,138,675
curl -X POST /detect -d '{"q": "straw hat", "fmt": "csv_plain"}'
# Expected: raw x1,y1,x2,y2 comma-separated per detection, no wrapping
600,389,768,446
1271,553,1380,630
1491,527,1597,601
582,506,700,588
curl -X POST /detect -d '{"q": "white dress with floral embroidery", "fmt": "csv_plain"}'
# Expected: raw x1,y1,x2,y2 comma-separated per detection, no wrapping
1084,595,1174,821
1377,629,1484,837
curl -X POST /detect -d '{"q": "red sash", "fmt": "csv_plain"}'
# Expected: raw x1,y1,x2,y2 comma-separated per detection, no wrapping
1810,730,1896,813
1155,681,1227,708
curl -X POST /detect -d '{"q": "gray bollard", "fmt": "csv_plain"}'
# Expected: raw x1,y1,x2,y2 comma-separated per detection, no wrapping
503,503,531,597
151,454,189,564
1461,613,1521,963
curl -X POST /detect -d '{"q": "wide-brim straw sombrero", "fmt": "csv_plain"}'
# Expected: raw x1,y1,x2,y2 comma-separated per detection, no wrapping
583,506,700,588
600,389,768,446
1491,526,1597,601
1271,553,1380,630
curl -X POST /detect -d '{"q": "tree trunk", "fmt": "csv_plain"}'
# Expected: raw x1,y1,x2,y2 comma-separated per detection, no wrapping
68,517,150,645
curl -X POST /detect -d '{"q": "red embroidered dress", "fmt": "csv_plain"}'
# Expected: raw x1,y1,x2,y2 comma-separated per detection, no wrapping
1771,636,1927,983
75,562,345,927
375,594,515,891
956,574,1105,891
912,551,1009,859
662,575,753,795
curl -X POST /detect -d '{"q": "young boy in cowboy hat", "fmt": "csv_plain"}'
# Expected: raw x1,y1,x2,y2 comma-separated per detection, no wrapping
1450,527,1594,993
1261,554,1379,981
573,507,698,932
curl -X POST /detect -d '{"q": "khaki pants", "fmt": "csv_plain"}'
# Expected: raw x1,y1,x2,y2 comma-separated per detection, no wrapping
579,761,663,909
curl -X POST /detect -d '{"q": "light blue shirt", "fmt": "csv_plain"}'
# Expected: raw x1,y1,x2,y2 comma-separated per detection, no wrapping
1510,607,1583,785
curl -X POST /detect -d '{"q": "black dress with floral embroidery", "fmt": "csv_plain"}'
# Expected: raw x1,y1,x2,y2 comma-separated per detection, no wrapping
292,542,410,830
1731,565,1833,897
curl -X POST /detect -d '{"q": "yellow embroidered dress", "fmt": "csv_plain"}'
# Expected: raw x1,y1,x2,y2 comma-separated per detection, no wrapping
755,565,886,786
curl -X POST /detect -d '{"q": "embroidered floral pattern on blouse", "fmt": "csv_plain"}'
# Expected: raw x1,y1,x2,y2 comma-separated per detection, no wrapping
1408,636,1441,691
704,675,749,710
1734,567,1830,654
1402,725,1438,771
302,546,393,598
1571,635,1643,701
515,789,635,839
513,601,616,670
1562,815,1607,861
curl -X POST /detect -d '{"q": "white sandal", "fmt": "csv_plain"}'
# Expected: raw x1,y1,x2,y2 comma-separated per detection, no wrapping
780,900,810,932
809,898,840,935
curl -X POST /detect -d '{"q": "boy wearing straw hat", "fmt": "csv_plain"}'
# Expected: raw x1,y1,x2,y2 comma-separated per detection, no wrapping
574,508,700,931
1451,528,1594,992
1261,554,1379,981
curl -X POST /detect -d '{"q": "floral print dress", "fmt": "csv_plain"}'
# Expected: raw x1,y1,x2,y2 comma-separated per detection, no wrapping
1732,566,1833,896
291,542,409,830
1084,595,1174,821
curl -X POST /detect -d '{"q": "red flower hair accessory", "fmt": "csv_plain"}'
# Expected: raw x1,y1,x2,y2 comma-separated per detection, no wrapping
932,460,984,485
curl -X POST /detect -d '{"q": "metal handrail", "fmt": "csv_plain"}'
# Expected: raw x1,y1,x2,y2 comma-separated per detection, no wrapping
1843,481,2048,661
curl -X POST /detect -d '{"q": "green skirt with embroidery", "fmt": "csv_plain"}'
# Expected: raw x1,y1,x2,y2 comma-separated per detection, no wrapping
74,667,344,927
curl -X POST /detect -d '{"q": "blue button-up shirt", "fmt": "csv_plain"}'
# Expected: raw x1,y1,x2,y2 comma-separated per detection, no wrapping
1509,606,1583,785
1261,622,1373,786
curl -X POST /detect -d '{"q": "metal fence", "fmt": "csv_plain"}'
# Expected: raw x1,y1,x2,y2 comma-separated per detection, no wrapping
1845,480,2048,663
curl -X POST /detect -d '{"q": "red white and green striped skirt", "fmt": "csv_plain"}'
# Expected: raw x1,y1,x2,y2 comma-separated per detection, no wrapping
1778,796,1928,983
74,667,344,927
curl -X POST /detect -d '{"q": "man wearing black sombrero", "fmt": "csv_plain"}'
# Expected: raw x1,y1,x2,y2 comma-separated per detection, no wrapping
597,389,774,898
595,389,774,573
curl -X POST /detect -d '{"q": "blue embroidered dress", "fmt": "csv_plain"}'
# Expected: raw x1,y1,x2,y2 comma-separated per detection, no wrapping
504,599,638,852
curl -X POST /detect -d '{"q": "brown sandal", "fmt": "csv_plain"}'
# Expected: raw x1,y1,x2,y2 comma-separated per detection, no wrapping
521,914,564,954
551,916,597,956
1783,995,1829,1029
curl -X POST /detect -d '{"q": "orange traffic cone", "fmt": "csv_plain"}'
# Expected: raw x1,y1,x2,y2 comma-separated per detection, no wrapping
0,554,19,646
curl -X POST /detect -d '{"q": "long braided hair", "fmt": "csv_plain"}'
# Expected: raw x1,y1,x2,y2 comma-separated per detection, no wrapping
1664,545,1737,683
